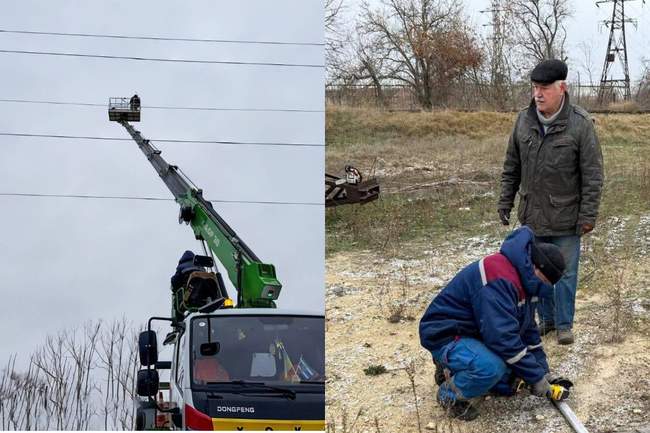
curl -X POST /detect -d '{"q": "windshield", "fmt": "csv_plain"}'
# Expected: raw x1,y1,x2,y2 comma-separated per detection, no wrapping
190,315,324,387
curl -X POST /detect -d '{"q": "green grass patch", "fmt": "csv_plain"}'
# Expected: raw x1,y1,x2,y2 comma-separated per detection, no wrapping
326,186,499,256
363,365,388,376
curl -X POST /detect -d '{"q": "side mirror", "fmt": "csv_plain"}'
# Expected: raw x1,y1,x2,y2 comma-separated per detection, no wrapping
138,331,158,366
136,369,160,397
200,342,220,356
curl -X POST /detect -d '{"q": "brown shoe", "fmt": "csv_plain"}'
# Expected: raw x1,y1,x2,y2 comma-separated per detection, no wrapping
557,329,574,345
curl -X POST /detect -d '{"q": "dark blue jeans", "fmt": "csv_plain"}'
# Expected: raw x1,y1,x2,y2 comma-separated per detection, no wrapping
535,234,581,330
431,337,511,401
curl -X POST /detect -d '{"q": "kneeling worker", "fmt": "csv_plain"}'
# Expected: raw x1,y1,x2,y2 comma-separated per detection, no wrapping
419,226,570,420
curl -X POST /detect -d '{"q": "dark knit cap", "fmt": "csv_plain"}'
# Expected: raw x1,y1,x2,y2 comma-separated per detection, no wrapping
530,59,568,84
530,242,566,284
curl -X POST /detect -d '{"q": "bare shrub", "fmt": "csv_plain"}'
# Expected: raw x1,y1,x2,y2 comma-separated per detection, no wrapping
404,360,423,433
327,406,364,433
607,263,633,344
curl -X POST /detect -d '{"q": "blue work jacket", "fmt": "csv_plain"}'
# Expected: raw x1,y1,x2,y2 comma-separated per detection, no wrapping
419,227,551,385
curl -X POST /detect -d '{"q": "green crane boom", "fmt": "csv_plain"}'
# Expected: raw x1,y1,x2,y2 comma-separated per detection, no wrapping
118,120,282,308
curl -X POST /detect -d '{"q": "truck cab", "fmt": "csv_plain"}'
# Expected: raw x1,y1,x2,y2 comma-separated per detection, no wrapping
137,309,325,431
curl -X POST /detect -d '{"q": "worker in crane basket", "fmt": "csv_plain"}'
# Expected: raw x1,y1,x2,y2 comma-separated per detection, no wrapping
419,226,570,421
170,250,222,320
130,94,141,111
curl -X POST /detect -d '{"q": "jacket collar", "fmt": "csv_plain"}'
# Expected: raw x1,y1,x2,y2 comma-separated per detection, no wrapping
526,91,570,136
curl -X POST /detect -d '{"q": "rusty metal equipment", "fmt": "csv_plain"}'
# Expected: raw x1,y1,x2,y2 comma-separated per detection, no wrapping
325,165,379,207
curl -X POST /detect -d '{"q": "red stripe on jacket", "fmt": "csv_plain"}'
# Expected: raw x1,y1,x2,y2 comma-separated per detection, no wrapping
483,253,525,301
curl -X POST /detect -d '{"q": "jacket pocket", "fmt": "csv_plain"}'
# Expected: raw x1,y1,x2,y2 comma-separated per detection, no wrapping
546,193,579,230
549,139,576,168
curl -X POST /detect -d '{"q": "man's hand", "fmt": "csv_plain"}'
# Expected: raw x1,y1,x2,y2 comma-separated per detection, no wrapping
580,223,594,235
545,373,574,389
531,377,550,397
498,208,511,226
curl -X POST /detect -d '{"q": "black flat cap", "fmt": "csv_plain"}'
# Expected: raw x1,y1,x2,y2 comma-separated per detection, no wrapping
530,59,568,84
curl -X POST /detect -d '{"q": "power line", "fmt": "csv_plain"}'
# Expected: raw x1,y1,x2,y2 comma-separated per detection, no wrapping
0,132,325,148
0,28,324,47
0,192,323,206
0,49,323,68
0,98,324,113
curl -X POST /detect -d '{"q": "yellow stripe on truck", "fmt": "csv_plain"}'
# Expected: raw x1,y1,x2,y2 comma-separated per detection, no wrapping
212,417,325,431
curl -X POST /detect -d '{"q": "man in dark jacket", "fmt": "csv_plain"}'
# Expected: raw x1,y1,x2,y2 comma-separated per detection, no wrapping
130,93,141,111
498,59,604,344
419,227,566,420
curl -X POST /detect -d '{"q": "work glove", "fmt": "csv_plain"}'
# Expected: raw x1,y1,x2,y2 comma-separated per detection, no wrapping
548,384,571,401
530,377,551,398
498,208,511,226
545,374,574,390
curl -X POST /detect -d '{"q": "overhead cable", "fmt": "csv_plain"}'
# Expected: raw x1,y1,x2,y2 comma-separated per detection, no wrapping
0,132,325,148
0,98,324,113
0,49,323,68
0,29,324,47
0,192,323,206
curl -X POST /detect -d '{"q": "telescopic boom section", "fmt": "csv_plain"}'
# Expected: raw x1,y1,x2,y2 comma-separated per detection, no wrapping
118,120,282,308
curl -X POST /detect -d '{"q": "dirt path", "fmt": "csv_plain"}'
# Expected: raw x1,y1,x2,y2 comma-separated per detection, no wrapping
325,231,650,433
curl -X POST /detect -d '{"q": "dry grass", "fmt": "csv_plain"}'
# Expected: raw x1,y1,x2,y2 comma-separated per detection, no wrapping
598,101,643,113
326,106,515,146
326,108,650,254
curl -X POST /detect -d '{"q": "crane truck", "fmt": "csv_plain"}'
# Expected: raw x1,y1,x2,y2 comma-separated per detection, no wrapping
108,98,325,431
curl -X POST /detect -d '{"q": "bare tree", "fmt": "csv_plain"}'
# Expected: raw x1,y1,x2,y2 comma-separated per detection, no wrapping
504,0,571,69
326,0,344,35
96,319,141,430
357,0,483,109
636,59,650,108
0,319,140,430
326,0,347,83
576,41,597,87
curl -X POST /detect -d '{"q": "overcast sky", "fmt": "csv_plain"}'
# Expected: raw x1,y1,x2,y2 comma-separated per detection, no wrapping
343,0,650,82
0,1,324,368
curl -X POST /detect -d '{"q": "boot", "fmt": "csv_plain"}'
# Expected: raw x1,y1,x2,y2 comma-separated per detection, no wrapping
557,329,574,345
438,397,479,421
437,382,479,421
